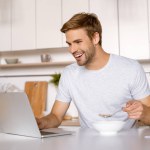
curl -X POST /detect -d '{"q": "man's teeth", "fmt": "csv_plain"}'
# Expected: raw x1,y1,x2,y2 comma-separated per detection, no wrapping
75,53,83,58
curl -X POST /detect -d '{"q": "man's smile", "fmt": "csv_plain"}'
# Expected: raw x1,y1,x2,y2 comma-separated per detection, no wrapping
73,52,84,60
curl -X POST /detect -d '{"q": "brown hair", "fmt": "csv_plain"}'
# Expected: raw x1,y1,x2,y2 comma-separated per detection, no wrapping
61,12,102,46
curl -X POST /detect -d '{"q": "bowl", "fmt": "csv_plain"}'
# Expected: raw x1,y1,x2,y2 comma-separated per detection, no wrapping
5,58,19,64
92,120,125,135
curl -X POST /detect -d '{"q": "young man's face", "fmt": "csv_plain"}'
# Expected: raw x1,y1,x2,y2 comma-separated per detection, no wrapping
65,28,97,66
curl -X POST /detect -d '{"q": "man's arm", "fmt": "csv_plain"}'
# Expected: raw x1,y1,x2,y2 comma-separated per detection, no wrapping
36,100,70,129
123,95,150,125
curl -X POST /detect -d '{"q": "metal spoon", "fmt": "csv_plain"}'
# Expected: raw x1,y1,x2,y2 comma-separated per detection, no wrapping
98,107,122,118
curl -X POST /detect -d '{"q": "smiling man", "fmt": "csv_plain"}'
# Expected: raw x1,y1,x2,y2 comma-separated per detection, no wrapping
37,12,150,129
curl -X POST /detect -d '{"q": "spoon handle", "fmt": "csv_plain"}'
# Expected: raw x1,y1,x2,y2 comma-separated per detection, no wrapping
112,107,123,115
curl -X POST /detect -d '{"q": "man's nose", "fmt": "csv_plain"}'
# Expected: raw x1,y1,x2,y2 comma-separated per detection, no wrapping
69,44,78,54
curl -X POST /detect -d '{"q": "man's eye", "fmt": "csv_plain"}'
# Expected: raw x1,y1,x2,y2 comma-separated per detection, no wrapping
67,43,71,46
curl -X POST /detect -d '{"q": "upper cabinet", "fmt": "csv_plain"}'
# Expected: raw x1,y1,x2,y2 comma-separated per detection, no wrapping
11,0,36,50
0,0,150,59
36,0,62,48
0,0,11,51
119,0,149,59
90,0,119,55
62,0,89,47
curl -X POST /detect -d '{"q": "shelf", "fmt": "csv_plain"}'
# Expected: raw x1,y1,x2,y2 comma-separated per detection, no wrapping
0,47,68,56
138,59,150,64
0,61,75,69
1,59,150,69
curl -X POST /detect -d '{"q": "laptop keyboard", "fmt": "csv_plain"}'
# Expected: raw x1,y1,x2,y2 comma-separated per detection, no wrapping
40,131,57,135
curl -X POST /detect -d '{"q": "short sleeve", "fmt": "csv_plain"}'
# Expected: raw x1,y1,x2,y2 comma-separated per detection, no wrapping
130,62,150,100
55,68,72,103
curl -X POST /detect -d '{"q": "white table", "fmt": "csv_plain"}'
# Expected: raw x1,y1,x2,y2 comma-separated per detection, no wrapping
0,127,150,150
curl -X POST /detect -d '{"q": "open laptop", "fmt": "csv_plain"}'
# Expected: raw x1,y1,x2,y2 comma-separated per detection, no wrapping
0,92,73,138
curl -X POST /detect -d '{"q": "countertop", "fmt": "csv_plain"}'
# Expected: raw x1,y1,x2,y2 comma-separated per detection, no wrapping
0,126,150,150
61,119,80,126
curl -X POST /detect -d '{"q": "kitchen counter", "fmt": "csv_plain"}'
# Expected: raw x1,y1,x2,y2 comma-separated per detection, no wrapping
0,126,150,150
61,119,80,126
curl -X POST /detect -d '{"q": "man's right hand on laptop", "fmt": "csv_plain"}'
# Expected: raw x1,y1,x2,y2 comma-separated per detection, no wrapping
36,117,49,130
36,113,62,130
36,100,70,129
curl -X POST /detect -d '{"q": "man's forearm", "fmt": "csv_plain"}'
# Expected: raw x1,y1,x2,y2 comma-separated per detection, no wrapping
37,100,69,130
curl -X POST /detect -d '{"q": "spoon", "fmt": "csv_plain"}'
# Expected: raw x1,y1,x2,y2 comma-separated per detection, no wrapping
98,107,122,118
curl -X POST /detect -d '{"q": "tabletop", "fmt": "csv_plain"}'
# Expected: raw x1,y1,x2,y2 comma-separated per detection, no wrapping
0,126,150,150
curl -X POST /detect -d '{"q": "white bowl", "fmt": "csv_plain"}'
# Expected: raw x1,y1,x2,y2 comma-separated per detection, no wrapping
5,58,19,64
92,120,125,135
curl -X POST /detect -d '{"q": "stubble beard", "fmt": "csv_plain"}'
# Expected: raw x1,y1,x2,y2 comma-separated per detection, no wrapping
77,47,96,66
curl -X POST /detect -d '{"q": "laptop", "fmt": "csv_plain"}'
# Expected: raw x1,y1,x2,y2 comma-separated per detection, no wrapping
0,92,73,138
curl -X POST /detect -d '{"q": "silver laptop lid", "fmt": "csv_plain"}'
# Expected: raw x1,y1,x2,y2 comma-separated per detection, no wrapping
0,92,42,138
0,92,74,138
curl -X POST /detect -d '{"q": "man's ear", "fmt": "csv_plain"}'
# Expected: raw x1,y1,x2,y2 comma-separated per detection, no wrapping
92,32,100,45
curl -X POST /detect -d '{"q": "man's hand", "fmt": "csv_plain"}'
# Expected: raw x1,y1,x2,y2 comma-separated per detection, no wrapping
36,117,49,130
123,96,150,125
123,100,146,120
35,100,70,130
36,113,62,130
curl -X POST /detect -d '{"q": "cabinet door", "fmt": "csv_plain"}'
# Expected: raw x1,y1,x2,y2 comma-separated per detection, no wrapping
36,0,62,48
11,0,35,50
62,0,89,47
119,0,149,59
0,0,11,51
90,0,119,55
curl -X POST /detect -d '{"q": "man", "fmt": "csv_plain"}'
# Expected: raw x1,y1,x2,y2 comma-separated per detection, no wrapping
37,12,150,129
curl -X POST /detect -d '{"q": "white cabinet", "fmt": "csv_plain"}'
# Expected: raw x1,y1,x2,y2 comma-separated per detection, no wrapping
36,0,62,48
1,0,150,59
0,0,11,51
148,0,150,57
119,0,149,59
62,0,89,47
11,0,35,50
90,0,119,55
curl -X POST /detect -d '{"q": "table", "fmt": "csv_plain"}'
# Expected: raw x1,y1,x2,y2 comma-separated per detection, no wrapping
61,119,80,126
0,126,150,150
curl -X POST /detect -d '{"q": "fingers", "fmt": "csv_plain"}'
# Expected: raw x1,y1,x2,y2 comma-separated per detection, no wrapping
36,117,45,130
123,100,144,120
36,117,40,124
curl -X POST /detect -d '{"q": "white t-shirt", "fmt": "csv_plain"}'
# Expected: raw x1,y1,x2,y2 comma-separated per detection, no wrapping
56,54,150,128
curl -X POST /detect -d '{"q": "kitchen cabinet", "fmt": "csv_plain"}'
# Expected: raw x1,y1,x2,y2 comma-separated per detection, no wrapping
90,0,119,55
0,0,11,51
11,0,35,50
148,0,150,53
1,0,150,60
62,0,89,47
119,0,149,59
36,0,62,48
